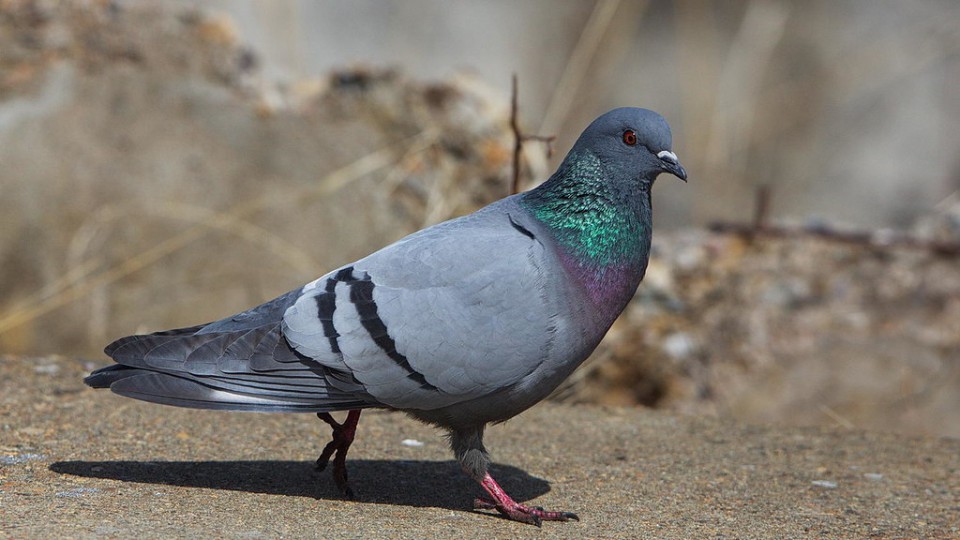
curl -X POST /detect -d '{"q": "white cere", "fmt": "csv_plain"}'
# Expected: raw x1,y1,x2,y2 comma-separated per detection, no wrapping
657,150,679,162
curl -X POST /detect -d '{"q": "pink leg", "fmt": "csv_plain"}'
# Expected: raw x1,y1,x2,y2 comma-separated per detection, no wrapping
472,472,579,526
315,410,362,498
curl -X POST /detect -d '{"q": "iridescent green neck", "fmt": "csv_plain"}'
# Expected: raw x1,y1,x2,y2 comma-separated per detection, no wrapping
520,152,651,269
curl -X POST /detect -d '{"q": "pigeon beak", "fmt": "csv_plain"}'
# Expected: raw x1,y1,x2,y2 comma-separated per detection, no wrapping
657,150,687,182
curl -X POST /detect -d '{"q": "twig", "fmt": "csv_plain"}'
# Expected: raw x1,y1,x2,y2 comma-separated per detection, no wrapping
818,404,856,429
510,74,556,195
711,183,960,256
511,75,522,195
709,221,960,257
752,184,771,234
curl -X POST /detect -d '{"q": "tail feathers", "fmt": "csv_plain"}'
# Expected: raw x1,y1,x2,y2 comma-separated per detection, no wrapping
103,323,208,357
86,366,369,412
89,322,373,413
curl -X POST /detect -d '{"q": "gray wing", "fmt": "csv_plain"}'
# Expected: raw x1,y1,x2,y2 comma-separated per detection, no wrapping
282,197,562,411
87,197,565,414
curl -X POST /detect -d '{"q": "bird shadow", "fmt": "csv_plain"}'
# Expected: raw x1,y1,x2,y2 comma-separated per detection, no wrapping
50,459,552,512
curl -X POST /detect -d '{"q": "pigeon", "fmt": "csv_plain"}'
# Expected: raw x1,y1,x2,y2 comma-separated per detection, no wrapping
85,107,686,525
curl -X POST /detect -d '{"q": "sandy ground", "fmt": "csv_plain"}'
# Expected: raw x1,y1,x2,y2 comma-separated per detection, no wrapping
1,354,958,539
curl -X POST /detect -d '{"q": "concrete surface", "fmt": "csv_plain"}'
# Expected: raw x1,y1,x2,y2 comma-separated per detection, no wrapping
2,355,958,539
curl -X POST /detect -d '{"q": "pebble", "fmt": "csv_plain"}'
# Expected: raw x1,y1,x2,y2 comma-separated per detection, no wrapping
0,453,46,465
56,487,101,498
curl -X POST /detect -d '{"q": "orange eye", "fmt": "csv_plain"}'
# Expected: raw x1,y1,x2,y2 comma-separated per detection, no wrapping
622,130,637,146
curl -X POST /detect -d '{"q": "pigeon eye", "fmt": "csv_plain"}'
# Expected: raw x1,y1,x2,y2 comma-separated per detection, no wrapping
622,130,637,146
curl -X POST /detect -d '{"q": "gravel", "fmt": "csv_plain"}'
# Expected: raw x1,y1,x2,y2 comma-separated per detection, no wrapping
2,355,958,539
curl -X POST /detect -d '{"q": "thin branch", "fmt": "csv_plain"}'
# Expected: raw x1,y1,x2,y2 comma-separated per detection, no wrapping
818,404,856,429
711,184,960,256
510,74,556,195
511,74,522,195
709,221,960,257
752,184,771,233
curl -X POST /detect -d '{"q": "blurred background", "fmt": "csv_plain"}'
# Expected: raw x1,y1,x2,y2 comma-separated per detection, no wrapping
1,0,958,437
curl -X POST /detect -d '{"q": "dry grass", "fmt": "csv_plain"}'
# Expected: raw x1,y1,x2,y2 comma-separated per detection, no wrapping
0,134,437,337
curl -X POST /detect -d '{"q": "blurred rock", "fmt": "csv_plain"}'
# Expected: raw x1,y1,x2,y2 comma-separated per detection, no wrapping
562,225,960,438
0,1,513,355
914,191,960,244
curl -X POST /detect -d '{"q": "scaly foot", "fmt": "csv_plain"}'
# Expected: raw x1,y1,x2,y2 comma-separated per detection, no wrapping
473,472,579,526
315,410,361,498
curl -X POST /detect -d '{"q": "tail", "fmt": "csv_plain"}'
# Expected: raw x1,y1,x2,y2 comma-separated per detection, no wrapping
85,290,372,413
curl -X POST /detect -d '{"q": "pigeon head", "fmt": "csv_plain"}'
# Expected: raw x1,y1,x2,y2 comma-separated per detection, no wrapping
568,107,687,184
